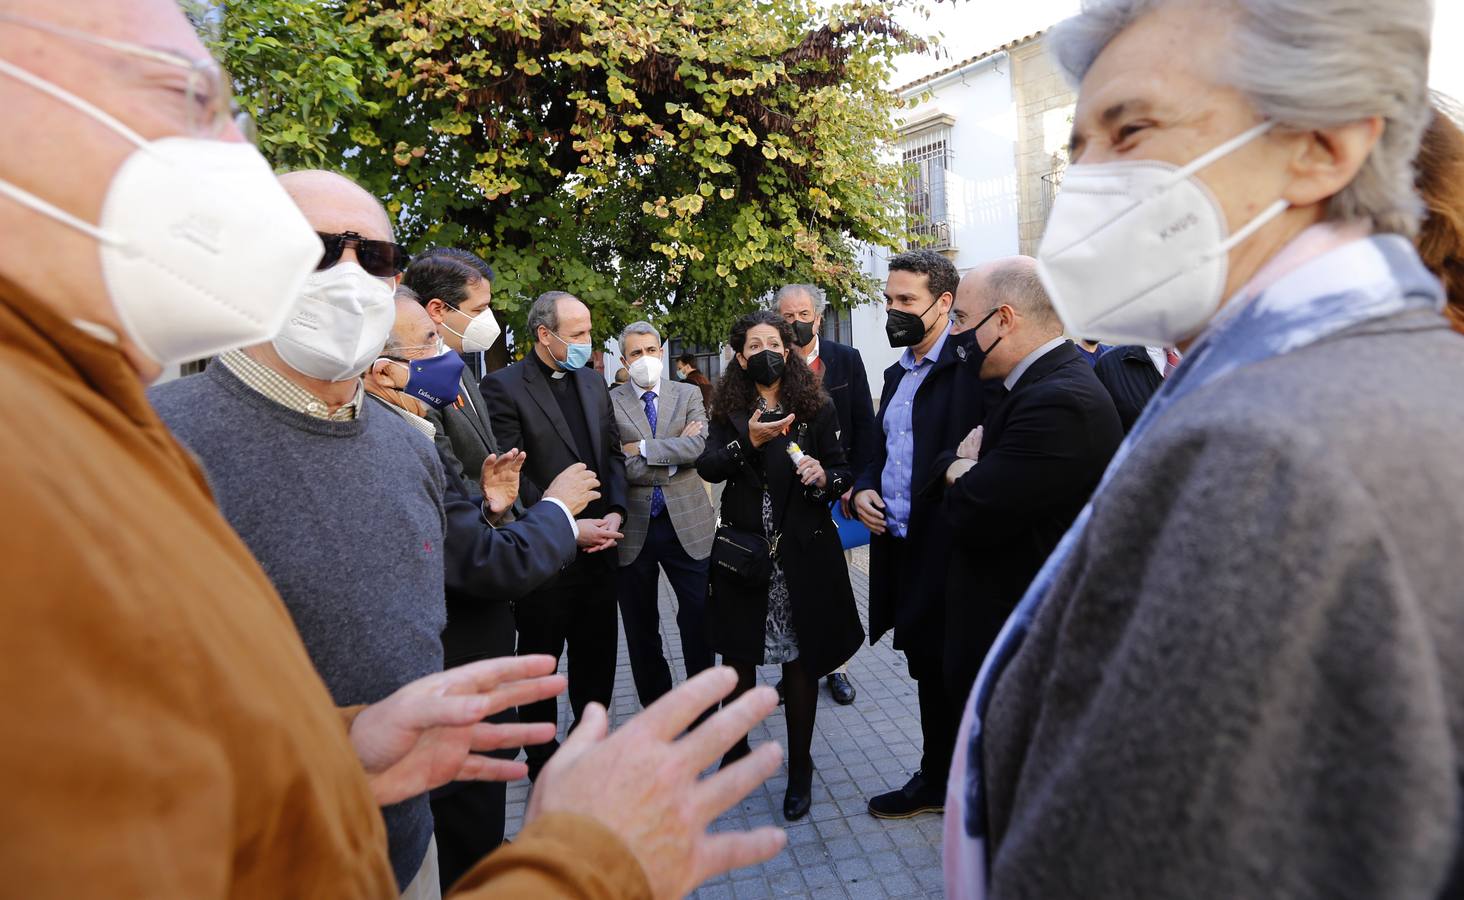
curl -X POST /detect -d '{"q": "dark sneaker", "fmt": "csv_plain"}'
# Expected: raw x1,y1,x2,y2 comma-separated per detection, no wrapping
827,672,856,705
867,771,945,819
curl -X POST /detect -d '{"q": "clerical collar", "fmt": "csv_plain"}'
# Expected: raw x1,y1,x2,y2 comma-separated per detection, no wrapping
533,348,568,380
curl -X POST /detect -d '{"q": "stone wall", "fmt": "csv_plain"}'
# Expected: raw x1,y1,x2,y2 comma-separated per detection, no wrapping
1011,36,1076,256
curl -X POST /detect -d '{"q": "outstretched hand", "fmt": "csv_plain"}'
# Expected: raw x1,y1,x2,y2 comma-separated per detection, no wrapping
527,668,787,898
479,449,526,516
349,655,564,806
748,413,794,448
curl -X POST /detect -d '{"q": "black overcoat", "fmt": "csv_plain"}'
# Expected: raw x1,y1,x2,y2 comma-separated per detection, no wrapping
696,398,864,676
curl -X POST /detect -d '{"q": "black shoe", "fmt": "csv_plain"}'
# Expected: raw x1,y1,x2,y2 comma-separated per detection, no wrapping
783,765,813,821
826,673,856,705
720,738,751,771
867,770,945,819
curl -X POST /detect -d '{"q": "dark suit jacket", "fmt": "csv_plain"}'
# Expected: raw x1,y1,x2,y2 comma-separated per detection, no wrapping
425,369,500,494
817,339,879,481
481,355,628,578
433,433,578,807
1094,345,1163,434
695,400,863,676
352,396,576,666
932,341,1122,695
853,336,989,650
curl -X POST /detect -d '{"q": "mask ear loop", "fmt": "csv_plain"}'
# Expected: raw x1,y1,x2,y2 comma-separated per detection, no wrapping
1161,120,1288,260
1208,199,1290,260
0,57,148,246
1166,120,1276,185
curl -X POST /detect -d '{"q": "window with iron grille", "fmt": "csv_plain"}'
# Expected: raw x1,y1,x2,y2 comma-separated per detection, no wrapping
901,125,952,250
1040,162,1065,229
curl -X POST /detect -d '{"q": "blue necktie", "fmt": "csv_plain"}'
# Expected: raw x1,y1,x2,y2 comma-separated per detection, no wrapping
643,390,666,517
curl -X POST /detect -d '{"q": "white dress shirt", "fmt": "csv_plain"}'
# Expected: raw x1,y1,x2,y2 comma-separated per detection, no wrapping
634,381,677,475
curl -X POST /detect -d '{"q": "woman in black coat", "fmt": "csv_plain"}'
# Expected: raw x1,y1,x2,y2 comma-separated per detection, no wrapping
696,310,864,821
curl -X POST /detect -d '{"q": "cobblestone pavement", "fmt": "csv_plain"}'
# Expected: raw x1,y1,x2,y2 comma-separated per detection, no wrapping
505,547,947,899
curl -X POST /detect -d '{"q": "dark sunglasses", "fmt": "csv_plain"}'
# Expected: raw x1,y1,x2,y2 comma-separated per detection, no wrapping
316,231,410,277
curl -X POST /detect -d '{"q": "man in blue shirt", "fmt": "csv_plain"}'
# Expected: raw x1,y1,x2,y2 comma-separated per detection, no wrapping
852,249,988,819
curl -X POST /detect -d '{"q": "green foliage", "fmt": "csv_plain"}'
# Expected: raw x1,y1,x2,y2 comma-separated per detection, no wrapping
212,0,920,348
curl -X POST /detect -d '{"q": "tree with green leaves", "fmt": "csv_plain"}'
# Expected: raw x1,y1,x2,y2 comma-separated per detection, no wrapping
208,0,920,348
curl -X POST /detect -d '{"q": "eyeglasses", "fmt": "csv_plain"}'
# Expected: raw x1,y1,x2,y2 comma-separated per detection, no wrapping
0,12,257,143
317,231,411,277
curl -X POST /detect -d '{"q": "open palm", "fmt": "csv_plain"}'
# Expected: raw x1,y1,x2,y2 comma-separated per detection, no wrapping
349,655,564,806
479,450,526,517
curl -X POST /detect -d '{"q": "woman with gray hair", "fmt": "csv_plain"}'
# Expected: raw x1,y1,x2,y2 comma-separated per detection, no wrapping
947,1,1464,898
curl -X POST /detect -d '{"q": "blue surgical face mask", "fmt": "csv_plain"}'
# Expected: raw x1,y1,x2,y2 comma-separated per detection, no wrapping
549,329,593,371
383,347,465,410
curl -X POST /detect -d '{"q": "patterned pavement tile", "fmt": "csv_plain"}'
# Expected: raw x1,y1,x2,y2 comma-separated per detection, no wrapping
504,547,946,898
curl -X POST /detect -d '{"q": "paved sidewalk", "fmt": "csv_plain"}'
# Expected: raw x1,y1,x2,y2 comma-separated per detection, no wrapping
504,547,947,898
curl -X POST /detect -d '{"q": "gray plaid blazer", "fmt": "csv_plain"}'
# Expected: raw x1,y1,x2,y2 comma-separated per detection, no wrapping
610,377,716,564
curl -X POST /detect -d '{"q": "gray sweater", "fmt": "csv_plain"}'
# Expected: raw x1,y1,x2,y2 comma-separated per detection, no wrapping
983,310,1464,899
150,362,447,890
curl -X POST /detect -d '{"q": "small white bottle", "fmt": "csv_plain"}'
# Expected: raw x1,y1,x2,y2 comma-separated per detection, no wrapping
786,442,807,466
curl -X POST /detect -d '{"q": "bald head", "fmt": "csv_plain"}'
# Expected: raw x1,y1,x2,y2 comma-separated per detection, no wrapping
957,256,1066,379
385,293,437,358
278,170,394,243
951,256,1060,334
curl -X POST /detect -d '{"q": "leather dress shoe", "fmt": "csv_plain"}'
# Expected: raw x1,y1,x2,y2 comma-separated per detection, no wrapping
783,766,813,821
826,672,856,705
867,770,945,819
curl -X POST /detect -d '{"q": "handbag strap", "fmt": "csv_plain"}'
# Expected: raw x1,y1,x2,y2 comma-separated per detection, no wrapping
767,422,808,557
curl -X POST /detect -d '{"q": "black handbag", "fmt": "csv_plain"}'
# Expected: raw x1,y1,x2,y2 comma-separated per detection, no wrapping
709,525,776,585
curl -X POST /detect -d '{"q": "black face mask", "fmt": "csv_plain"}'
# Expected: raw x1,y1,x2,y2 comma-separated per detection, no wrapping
789,319,816,348
972,308,1003,357
745,349,786,386
885,297,940,348
951,327,981,364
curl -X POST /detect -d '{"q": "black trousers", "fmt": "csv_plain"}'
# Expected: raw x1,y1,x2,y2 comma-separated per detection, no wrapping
906,645,956,791
516,571,619,772
888,535,957,790
617,512,714,707
430,780,504,890
430,598,517,889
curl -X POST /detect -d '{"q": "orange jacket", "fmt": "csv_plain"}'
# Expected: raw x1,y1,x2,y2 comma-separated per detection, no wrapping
0,279,648,899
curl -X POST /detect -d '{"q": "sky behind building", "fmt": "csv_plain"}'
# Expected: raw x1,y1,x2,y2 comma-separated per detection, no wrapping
887,1,1464,101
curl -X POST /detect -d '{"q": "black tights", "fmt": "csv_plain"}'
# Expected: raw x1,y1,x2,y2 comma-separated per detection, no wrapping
726,657,817,775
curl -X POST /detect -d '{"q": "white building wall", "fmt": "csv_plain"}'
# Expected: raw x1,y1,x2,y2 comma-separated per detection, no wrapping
848,53,1021,402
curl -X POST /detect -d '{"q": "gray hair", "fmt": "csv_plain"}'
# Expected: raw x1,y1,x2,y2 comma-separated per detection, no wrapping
774,283,827,317
988,262,1062,331
526,290,578,341
618,320,662,356
1049,0,1432,236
